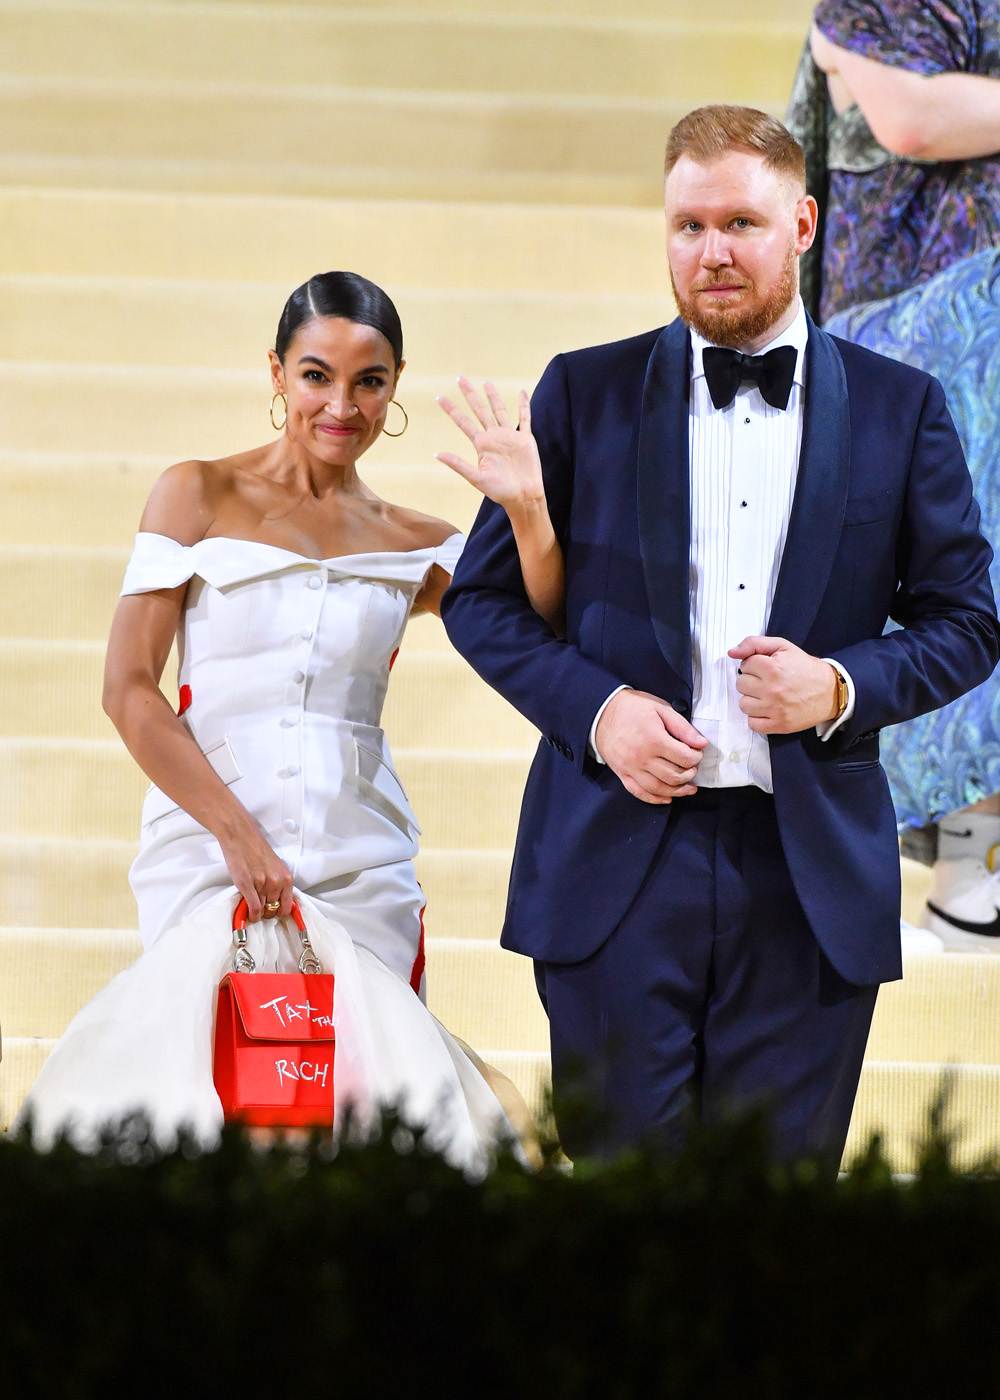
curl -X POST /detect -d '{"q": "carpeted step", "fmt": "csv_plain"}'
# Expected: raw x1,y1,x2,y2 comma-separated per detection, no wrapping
0,188,668,295
5,4,802,104
0,737,532,847
0,641,536,750
0,838,514,936
0,927,545,1044
846,1061,1000,1174
0,78,722,208
0,546,463,644
0,1037,55,1133
0,274,672,377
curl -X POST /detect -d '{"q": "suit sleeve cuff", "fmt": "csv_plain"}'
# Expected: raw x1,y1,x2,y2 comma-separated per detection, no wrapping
816,659,856,741
588,685,631,764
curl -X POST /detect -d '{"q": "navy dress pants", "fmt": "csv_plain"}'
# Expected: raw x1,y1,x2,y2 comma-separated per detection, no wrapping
534,787,879,1172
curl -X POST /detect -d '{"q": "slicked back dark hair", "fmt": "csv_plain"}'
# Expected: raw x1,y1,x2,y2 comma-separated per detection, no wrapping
274,271,404,366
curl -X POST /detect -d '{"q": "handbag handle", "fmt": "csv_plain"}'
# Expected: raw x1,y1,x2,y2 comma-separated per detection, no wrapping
231,898,324,976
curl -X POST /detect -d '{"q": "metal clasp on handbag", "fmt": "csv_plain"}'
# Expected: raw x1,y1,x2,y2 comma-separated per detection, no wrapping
231,898,324,976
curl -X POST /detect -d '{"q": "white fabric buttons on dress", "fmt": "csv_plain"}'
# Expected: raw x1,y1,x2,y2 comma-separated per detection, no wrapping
292,670,305,684
284,765,301,778
283,818,298,833
280,715,299,728
308,576,322,590
730,751,740,763
299,628,313,640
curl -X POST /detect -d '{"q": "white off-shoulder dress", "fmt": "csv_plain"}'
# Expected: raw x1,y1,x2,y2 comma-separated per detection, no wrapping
19,532,514,1171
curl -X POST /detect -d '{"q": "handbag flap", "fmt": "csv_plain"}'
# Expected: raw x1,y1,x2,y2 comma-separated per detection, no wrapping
222,972,335,1042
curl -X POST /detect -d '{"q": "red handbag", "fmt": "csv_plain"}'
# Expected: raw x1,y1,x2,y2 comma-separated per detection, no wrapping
213,898,335,1127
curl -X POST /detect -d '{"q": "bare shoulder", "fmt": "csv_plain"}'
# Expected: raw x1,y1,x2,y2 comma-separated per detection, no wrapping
383,502,461,550
138,457,234,544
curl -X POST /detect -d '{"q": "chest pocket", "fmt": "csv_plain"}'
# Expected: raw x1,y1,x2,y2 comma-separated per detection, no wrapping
843,488,893,527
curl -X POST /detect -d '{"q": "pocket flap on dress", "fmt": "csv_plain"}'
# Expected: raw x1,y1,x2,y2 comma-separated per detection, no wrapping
142,737,243,825
353,739,422,836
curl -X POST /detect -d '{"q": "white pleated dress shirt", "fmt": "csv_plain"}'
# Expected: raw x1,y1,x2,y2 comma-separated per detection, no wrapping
590,299,853,789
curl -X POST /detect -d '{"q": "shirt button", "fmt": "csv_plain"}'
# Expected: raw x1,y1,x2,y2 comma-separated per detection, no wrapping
740,500,748,508
283,818,298,833
280,714,299,728
744,417,750,425
729,751,740,763
299,628,313,640
307,576,322,590
283,765,301,778
737,583,745,591
292,670,305,683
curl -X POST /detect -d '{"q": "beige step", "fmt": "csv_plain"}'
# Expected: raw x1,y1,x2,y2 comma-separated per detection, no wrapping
0,363,525,462
0,837,139,928
846,1061,1000,1174
900,855,933,928
0,78,723,208
32,0,817,19
0,548,462,650
868,954,1000,1065
0,926,541,1044
0,275,672,377
0,455,481,547
0,737,532,846
0,1037,55,1132
0,836,513,936
0,188,669,295
3,3,803,102
0,639,535,748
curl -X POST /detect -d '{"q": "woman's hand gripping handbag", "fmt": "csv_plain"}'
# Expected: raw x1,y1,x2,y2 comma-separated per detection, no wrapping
213,898,335,1127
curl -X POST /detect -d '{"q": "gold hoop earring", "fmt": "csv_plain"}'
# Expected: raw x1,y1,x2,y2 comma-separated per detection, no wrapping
382,400,408,438
269,392,287,431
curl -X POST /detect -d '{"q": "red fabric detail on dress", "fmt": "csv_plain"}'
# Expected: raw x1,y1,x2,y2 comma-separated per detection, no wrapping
177,684,192,715
410,902,426,994
389,648,400,671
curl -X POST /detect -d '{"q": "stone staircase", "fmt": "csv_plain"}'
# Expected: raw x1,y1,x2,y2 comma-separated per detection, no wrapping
2,0,998,1172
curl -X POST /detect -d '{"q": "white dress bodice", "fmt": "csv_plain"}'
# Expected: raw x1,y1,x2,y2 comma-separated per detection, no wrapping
122,530,464,951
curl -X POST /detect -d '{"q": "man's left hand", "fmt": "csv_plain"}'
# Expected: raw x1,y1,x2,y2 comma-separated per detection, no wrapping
729,636,839,734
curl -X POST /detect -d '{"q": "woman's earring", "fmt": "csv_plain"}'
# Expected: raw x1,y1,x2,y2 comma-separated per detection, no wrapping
382,400,408,438
269,391,287,431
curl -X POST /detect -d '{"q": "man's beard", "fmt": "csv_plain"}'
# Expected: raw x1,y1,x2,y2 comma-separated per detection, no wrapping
670,246,799,349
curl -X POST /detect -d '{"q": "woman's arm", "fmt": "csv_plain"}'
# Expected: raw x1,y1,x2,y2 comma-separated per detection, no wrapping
436,379,566,635
103,463,294,921
811,23,1000,160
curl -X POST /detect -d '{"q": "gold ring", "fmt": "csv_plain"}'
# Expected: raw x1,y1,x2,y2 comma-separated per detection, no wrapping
264,900,280,913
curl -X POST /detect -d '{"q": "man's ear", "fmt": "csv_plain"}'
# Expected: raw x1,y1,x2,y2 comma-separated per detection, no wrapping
795,193,819,255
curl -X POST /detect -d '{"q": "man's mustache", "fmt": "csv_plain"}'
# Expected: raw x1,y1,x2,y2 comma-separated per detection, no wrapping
690,276,753,293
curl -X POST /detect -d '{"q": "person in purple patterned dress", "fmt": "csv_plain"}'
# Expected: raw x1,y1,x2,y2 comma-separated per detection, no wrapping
787,1,1000,946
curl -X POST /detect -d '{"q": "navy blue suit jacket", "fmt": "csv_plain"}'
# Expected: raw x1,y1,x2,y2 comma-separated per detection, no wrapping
441,317,1000,986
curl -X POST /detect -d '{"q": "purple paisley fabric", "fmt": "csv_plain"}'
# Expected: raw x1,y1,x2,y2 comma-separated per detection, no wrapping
814,0,1000,321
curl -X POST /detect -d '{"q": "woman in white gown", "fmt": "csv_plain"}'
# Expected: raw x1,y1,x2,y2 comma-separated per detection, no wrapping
18,272,538,1172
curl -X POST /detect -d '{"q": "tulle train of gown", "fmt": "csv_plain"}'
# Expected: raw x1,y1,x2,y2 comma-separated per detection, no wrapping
826,246,1000,828
15,888,517,1176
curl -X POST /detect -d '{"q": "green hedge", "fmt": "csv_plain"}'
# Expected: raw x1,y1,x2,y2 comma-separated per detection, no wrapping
2,1111,1000,1398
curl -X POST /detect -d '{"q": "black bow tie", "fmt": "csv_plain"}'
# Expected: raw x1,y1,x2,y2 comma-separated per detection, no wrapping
702,344,798,411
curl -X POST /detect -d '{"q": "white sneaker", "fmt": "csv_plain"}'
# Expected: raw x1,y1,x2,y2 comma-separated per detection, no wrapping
923,857,1000,949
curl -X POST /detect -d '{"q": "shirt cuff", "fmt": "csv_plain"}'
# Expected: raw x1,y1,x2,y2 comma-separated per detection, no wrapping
588,685,631,764
816,659,855,741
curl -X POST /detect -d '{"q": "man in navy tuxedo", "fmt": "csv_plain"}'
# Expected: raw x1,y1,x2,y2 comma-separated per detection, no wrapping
440,105,1000,1169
